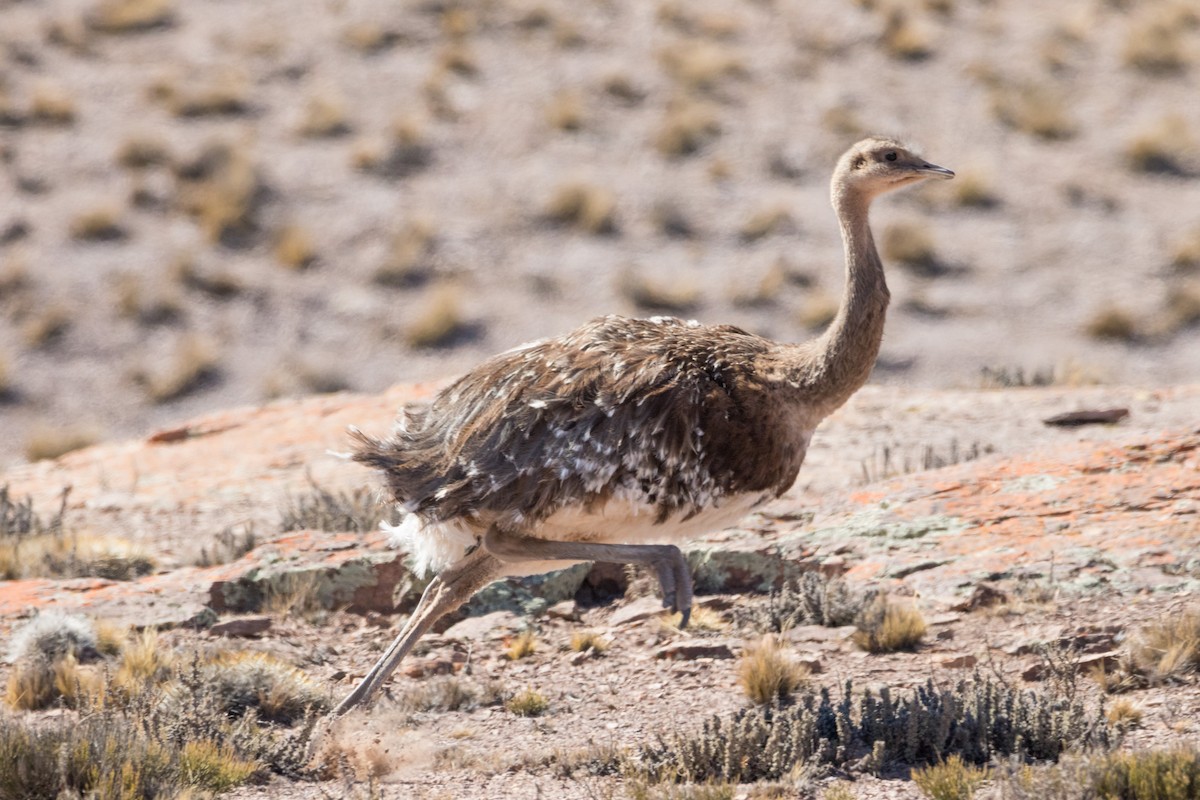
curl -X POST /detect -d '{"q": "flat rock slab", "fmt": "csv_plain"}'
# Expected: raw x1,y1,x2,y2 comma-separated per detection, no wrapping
441,610,524,642
208,616,272,637
654,639,738,660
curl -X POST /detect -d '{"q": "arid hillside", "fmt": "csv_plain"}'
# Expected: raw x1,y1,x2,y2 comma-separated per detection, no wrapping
2,0,1200,466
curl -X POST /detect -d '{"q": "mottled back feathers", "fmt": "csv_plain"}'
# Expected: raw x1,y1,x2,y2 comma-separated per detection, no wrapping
353,315,812,530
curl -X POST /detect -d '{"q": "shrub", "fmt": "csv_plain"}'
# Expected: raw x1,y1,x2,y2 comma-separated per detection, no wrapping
5,611,98,664
656,100,720,157
274,224,317,270
297,92,350,138
87,0,174,33
635,676,1108,784
197,651,328,724
1126,116,1194,175
746,572,868,633
1084,306,1140,342
569,631,609,654
507,688,549,717
617,269,700,312
1092,748,1200,800
912,755,987,800
139,334,219,403
506,630,538,661
69,205,126,241
544,181,617,234
990,82,1075,140
738,635,808,706
853,597,927,653
374,219,436,287
1132,608,1200,681
882,221,940,275
405,284,471,348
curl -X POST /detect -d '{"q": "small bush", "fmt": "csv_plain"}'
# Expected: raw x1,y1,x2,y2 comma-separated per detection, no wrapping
507,688,549,717
1105,698,1143,731
506,630,538,661
1164,283,1200,332
274,224,317,270
570,631,609,654
797,291,840,331
1084,306,1140,342
637,676,1108,784
546,91,585,131
179,739,259,792
5,658,58,710
658,40,744,93
198,651,328,724
87,0,174,33
1092,749,1200,800
739,204,793,242
114,272,184,324
139,334,219,403
1132,608,1200,681
1126,116,1194,176
617,269,700,312
990,82,1075,140
544,181,617,234
374,218,436,287
28,82,77,126
747,572,868,633
174,142,265,246
882,221,940,275
738,635,808,706
21,306,71,348
405,283,471,348
396,675,501,714
70,205,126,241
656,99,720,157
116,134,171,168
1171,226,1200,273
881,9,933,60
297,92,350,138
912,755,987,800
949,170,999,209
1123,12,1192,75
853,597,926,653
158,71,249,117
5,611,98,664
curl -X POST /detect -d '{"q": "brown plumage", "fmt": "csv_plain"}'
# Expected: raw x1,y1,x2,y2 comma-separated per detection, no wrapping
335,137,953,715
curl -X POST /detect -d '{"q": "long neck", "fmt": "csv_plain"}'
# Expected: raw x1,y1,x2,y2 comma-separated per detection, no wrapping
788,186,890,413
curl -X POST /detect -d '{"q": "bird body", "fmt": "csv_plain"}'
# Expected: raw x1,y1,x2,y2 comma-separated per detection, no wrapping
334,137,954,715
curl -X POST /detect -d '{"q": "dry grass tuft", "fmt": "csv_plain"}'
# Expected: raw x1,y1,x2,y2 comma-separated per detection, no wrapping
376,219,436,287
87,0,174,33
341,22,401,54
1084,305,1140,342
1122,9,1194,75
1091,748,1200,800
546,91,585,131
70,205,126,241
881,9,933,61
739,204,794,242
911,755,988,800
297,92,351,138
544,181,618,234
882,221,940,274
659,40,745,93
617,269,700,312
506,688,549,717
853,596,927,653
23,424,96,462
273,224,317,270
1171,226,1200,273
655,99,721,157
1105,698,1143,731
602,71,645,105
139,334,220,403
113,272,184,324
990,82,1075,140
179,740,259,793
506,630,539,661
174,142,265,246
405,283,470,348
796,290,840,331
199,651,328,723
738,635,808,706
116,134,171,168
351,115,432,177
156,70,249,117
569,631,609,654
947,169,999,209
29,82,77,126
22,306,71,348
1163,283,1200,333
1132,608,1200,681
1126,116,1194,175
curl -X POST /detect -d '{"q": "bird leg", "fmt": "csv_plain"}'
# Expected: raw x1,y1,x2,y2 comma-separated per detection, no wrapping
332,546,502,716
483,526,694,628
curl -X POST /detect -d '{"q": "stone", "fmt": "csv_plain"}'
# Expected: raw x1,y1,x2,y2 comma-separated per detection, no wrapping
441,610,522,642
208,616,271,638
609,596,668,627
654,639,737,660
783,624,857,644
546,600,580,621
952,583,1008,612
937,653,977,669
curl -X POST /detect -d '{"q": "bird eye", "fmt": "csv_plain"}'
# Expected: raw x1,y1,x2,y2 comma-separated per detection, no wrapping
885,152,897,162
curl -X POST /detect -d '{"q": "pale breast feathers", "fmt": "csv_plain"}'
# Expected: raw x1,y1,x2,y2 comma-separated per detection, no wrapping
352,315,804,527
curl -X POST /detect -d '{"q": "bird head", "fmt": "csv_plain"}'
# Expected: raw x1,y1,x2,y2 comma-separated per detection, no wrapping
833,137,954,201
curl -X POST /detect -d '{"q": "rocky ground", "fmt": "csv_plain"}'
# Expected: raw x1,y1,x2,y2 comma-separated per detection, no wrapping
2,0,1200,466
1,380,1197,798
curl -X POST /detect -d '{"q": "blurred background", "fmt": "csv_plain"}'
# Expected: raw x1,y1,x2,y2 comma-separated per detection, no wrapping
0,0,1198,467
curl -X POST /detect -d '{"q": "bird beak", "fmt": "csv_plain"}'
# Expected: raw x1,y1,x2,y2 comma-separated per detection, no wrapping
917,162,955,180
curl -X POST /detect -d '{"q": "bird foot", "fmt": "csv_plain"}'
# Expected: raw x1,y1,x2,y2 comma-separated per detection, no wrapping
653,545,693,629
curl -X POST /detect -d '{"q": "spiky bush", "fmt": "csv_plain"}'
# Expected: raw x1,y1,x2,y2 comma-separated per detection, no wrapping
746,572,870,633
634,676,1108,784
195,651,328,724
279,480,389,533
5,611,98,664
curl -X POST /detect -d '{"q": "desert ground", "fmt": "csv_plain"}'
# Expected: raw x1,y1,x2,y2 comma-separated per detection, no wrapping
1,0,1199,466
